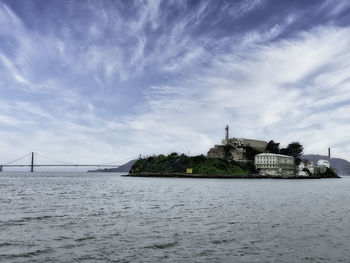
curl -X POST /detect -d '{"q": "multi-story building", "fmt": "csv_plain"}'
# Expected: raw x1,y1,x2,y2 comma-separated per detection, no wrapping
222,138,267,152
207,126,268,161
255,153,296,177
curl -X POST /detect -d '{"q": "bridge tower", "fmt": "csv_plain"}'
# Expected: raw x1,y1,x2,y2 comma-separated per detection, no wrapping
31,152,34,172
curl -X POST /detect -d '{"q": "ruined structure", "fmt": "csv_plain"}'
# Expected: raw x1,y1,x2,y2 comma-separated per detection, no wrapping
207,126,268,161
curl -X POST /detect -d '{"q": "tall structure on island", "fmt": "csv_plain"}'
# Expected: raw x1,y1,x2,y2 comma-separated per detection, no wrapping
207,126,268,161
225,125,229,145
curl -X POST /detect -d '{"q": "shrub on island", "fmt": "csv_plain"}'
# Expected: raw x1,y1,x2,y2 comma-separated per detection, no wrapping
130,153,255,175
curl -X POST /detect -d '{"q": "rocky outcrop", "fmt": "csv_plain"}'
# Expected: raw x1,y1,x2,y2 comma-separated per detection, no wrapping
207,145,225,158
207,145,247,161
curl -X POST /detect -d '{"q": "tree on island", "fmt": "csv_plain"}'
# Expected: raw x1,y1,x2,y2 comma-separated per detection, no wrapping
266,140,280,154
244,146,262,161
280,142,304,165
266,140,304,164
279,147,291,156
286,142,304,158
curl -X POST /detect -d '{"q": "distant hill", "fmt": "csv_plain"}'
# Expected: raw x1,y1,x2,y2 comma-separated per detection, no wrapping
88,159,137,173
302,154,350,176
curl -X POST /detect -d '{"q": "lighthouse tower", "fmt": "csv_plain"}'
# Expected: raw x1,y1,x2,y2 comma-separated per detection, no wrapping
225,125,229,145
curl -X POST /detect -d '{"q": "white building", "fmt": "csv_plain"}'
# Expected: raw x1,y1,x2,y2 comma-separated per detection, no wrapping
298,160,314,176
255,153,296,177
317,159,330,168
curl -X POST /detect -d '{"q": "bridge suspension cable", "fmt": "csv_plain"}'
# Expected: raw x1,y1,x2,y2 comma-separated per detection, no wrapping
34,152,77,165
34,152,139,166
1,152,139,172
3,153,32,165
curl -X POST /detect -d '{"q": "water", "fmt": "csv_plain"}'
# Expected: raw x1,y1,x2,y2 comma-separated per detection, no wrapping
1,172,350,262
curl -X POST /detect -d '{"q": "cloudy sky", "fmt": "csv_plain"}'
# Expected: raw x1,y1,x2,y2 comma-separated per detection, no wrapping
1,0,350,166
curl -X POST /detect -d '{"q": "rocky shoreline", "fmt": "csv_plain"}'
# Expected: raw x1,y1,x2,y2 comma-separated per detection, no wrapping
124,172,340,179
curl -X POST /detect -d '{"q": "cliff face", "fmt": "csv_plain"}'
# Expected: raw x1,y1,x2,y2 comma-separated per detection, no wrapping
207,145,247,161
207,145,226,159
207,144,260,162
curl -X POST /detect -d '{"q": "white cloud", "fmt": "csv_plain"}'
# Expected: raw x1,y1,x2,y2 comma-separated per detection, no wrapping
224,0,265,18
124,25,350,160
320,0,350,17
1,1,350,168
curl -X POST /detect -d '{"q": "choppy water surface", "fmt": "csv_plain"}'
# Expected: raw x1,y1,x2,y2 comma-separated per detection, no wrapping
1,172,350,262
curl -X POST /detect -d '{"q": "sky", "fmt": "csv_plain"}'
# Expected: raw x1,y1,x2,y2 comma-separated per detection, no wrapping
0,0,350,167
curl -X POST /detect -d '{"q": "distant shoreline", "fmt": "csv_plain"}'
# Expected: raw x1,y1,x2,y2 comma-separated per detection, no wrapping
124,172,339,179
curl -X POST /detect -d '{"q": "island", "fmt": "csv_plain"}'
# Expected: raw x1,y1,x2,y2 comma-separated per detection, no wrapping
126,152,339,179
125,126,339,179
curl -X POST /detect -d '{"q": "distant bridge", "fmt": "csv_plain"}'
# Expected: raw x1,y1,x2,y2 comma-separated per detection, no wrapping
0,152,132,172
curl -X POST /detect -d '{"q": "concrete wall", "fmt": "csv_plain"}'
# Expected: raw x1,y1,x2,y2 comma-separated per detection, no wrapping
243,139,268,151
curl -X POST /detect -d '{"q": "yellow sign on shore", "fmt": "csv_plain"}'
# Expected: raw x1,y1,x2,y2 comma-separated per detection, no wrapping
186,168,193,174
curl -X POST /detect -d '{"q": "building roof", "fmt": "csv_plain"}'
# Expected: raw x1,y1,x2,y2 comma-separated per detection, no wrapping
255,153,294,159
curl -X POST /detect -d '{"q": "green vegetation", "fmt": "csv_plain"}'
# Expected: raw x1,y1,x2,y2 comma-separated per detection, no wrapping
266,140,304,157
130,152,255,175
266,140,280,154
244,146,262,161
302,168,312,176
266,140,304,164
314,167,339,178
